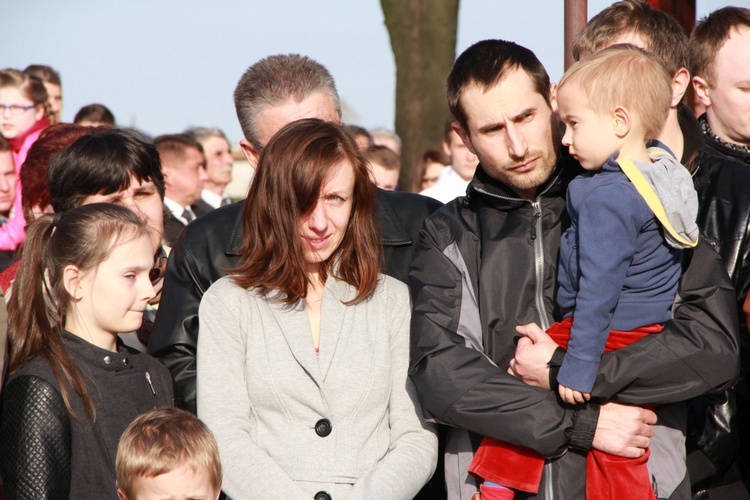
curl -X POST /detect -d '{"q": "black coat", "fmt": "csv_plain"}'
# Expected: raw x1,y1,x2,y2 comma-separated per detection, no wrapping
688,121,750,496
0,331,174,499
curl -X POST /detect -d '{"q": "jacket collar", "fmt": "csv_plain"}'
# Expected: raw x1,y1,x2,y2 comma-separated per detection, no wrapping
8,117,50,153
62,329,134,372
467,160,570,209
699,113,750,165
226,200,245,256
268,277,359,385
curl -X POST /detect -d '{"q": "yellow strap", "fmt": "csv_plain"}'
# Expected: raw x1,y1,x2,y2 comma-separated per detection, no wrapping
617,156,698,248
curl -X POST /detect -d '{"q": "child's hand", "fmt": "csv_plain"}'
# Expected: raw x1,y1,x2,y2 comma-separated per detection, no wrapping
559,384,590,405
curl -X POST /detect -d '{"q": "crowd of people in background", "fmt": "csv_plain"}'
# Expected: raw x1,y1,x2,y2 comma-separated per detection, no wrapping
0,1,749,499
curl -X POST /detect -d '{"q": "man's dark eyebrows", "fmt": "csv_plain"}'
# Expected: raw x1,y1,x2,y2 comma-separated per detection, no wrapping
476,106,537,134
511,106,537,121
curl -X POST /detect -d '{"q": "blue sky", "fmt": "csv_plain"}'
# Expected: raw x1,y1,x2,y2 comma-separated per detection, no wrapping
2,0,743,145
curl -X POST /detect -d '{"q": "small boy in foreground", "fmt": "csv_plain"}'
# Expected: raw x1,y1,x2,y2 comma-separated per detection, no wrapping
116,407,222,500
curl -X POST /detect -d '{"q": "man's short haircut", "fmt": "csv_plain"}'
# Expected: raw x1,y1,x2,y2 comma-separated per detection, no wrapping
370,128,402,151
184,127,230,152
116,407,222,498
559,44,672,140
48,128,165,212
572,0,688,78
154,133,204,169
689,6,750,88
446,40,551,131
344,124,374,148
21,124,105,220
365,145,401,172
233,54,341,146
73,103,116,126
23,64,61,86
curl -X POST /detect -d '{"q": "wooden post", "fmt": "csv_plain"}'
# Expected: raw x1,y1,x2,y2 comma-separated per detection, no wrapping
564,0,588,70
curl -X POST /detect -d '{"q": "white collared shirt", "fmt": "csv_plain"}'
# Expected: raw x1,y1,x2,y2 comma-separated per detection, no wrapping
164,197,195,225
201,189,230,209
420,166,471,203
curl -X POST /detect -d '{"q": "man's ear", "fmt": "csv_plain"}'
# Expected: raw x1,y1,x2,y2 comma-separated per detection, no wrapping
549,82,559,113
670,67,691,107
239,139,261,171
452,122,477,155
692,75,712,108
613,106,632,138
62,265,83,300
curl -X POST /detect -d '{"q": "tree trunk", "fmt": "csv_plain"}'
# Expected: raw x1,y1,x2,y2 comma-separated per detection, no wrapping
381,0,459,191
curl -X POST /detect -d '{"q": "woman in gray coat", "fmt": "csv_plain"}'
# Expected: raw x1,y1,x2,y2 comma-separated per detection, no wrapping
196,119,437,500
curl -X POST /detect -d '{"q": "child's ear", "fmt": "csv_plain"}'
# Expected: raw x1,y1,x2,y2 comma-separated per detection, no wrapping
117,489,128,500
613,106,632,138
62,265,83,300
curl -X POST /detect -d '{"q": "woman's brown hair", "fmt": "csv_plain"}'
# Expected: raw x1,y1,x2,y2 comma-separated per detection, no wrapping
0,68,49,119
232,119,381,304
7,203,152,420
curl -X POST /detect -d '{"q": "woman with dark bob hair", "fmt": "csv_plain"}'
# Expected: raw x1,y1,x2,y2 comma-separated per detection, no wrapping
196,119,437,499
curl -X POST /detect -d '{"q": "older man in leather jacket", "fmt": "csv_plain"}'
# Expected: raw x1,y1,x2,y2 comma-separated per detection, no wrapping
148,54,441,415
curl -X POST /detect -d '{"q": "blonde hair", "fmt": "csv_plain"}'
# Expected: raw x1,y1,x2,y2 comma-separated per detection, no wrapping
558,44,672,140
116,407,222,497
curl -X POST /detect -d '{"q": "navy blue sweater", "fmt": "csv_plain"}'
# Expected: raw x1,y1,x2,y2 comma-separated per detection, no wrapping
556,154,682,392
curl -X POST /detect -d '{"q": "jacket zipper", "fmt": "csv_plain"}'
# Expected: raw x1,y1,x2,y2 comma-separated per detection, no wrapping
543,460,554,499
473,171,562,498
531,200,550,330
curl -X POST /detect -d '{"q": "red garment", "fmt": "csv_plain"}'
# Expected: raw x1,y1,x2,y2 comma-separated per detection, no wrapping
0,260,20,294
469,318,661,499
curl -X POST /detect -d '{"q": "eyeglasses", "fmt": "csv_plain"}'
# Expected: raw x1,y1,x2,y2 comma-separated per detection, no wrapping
149,249,168,286
0,104,38,116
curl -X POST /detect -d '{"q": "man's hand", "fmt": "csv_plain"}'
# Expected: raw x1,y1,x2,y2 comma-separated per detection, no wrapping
507,323,558,389
592,402,656,458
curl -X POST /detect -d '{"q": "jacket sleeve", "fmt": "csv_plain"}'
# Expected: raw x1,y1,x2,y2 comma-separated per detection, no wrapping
0,375,71,499
196,284,309,499
409,217,597,458
591,241,740,404
350,284,438,499
557,183,644,393
148,235,203,413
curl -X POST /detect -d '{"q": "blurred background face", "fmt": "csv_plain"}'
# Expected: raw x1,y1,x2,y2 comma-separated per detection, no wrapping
0,150,16,213
420,160,446,190
44,82,63,124
165,147,207,206
443,128,477,181
0,87,45,139
370,161,399,191
202,136,233,189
